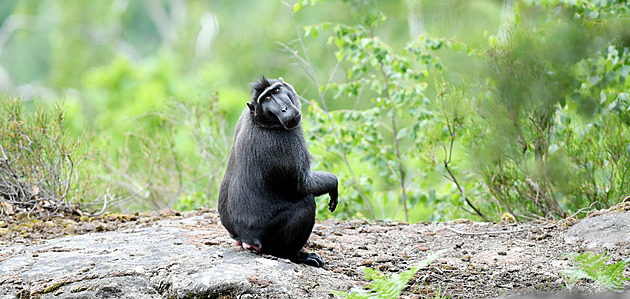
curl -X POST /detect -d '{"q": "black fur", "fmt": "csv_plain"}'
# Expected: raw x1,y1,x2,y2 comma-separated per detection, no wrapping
250,75,272,92
218,76,338,267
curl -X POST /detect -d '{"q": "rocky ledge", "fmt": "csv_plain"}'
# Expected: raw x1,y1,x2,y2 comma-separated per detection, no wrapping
1,204,629,298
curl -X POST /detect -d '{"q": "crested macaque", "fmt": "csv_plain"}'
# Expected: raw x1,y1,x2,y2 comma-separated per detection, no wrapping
218,76,338,267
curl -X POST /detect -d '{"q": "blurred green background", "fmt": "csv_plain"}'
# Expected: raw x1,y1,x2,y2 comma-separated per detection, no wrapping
1,0,628,222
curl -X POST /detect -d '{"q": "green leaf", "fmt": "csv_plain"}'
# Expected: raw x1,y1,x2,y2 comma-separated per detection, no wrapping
451,42,464,52
293,2,302,13
590,75,601,87
396,128,408,140
619,65,629,83
363,267,384,280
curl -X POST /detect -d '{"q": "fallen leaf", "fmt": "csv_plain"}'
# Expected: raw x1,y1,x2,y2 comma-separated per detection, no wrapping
0,201,13,215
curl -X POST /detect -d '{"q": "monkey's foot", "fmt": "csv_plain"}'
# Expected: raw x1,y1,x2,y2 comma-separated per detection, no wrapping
242,242,261,252
290,251,323,267
232,239,242,246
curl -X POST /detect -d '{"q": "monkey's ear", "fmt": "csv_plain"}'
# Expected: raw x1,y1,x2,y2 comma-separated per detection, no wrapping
279,77,284,82
247,102,255,113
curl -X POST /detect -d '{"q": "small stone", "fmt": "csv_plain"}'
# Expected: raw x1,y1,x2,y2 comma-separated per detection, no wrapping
255,258,278,266
413,244,429,251
81,222,96,232
536,233,550,240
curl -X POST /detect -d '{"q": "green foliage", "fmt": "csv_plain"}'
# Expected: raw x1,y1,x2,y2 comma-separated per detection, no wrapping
62,51,231,212
2,0,629,220
296,0,473,222
471,16,592,217
0,97,97,219
295,0,630,221
562,252,630,292
88,93,230,212
332,249,447,299
461,1,630,218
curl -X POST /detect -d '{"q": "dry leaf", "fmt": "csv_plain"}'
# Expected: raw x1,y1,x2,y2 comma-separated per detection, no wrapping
31,185,40,195
0,201,14,215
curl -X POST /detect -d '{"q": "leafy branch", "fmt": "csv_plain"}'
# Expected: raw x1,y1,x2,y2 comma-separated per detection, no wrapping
433,85,489,221
367,26,410,222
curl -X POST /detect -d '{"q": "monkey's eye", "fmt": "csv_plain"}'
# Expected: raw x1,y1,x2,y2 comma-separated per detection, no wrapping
264,96,271,102
273,88,280,94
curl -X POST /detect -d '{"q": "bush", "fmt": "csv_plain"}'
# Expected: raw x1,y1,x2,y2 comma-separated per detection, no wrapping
291,0,630,221
0,97,94,220
67,54,232,212
463,1,630,219
98,94,231,212
0,92,231,220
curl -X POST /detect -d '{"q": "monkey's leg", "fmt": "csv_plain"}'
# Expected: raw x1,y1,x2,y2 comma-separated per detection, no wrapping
263,195,323,267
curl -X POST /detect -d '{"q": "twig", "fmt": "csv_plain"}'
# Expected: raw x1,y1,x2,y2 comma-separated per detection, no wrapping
83,162,158,216
446,201,598,235
514,239,536,246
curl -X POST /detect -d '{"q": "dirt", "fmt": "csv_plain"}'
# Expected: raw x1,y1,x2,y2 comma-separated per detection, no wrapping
1,205,629,298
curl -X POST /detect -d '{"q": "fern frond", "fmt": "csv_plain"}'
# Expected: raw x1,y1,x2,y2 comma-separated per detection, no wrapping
333,248,449,299
562,252,630,292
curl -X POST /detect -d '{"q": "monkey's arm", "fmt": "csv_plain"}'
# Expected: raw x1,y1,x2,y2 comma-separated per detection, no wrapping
301,171,338,212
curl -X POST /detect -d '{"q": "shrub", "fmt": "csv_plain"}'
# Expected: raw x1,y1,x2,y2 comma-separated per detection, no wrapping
290,0,630,221
0,97,95,220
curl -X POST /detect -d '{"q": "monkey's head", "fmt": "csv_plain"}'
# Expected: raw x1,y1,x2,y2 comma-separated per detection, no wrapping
248,76,302,130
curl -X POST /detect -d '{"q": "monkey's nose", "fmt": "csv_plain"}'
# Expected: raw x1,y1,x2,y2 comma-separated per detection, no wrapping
281,107,288,112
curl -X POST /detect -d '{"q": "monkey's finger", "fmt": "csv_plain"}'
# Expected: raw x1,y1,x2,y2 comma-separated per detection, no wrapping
328,198,338,212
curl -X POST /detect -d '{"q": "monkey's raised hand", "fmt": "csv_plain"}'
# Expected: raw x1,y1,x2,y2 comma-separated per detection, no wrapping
328,186,338,212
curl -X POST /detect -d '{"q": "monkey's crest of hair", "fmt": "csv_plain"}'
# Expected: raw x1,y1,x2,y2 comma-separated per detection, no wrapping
250,76,272,94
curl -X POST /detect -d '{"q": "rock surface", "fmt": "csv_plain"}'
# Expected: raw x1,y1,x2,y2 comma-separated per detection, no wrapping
565,212,630,250
0,214,350,298
1,208,629,298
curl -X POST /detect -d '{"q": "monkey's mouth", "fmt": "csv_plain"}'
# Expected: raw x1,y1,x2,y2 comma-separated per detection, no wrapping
282,114,301,129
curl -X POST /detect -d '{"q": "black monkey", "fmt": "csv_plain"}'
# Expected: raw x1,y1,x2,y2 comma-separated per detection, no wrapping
218,76,338,267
